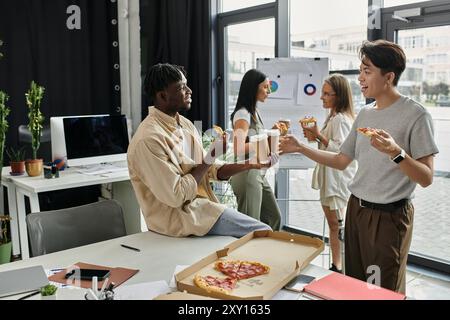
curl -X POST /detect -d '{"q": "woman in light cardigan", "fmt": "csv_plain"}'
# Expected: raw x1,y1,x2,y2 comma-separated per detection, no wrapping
301,74,357,273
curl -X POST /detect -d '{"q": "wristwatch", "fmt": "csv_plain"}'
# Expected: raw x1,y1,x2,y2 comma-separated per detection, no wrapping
391,149,406,164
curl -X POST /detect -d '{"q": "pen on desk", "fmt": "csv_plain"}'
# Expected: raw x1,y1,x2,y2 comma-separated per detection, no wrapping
18,290,41,300
120,244,141,252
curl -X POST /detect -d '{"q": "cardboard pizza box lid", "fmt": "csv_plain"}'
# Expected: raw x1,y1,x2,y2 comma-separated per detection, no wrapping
176,230,324,300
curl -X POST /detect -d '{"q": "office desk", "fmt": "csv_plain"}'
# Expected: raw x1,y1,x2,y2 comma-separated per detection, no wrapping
1,166,141,259
0,231,329,300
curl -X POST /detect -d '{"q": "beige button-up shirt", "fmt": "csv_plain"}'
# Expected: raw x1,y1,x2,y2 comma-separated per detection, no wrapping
127,107,226,237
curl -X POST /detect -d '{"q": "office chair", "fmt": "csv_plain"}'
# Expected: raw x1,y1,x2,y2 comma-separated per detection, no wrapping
18,124,51,162
26,200,127,257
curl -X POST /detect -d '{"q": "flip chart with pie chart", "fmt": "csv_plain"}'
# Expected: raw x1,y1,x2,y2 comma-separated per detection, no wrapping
257,57,329,169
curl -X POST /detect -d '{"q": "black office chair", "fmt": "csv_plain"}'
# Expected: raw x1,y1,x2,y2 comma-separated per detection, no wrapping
18,124,52,162
26,200,127,257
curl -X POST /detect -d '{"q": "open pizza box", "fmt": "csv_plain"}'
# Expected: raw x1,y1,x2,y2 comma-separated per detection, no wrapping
176,230,324,300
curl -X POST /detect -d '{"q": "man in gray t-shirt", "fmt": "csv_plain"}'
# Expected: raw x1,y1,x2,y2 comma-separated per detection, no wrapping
341,95,438,204
280,40,438,294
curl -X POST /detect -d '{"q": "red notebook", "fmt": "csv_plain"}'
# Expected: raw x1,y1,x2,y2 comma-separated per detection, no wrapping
304,272,406,300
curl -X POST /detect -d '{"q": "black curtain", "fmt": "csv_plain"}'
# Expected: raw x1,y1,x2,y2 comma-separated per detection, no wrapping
140,0,212,131
0,0,120,161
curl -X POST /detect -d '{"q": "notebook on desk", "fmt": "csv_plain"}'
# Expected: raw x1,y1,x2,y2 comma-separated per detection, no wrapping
48,262,139,289
0,266,49,298
303,272,406,300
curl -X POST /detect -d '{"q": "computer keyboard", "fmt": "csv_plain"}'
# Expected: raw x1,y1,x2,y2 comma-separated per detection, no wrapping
76,163,129,176
99,170,130,178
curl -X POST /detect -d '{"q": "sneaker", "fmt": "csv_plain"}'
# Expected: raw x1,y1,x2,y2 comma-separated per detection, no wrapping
329,264,342,273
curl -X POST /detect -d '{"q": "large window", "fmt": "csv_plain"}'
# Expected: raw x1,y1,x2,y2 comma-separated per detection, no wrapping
220,0,275,13
214,0,450,273
217,1,278,128
396,26,450,264
287,0,369,235
290,0,368,71
225,19,275,128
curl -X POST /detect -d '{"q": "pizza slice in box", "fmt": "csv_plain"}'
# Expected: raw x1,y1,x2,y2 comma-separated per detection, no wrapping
215,260,270,280
357,127,378,137
194,275,238,295
214,260,241,279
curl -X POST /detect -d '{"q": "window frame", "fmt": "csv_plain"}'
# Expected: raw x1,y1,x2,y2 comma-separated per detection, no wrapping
215,0,289,128
381,0,450,275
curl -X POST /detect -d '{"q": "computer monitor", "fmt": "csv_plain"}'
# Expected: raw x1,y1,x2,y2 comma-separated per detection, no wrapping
51,114,129,167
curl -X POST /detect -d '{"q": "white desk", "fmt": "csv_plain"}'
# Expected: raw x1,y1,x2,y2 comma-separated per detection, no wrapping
0,231,329,300
1,165,141,259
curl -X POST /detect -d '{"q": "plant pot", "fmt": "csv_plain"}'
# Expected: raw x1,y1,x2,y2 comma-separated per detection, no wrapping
0,241,12,264
10,161,26,176
41,294,57,300
25,159,43,177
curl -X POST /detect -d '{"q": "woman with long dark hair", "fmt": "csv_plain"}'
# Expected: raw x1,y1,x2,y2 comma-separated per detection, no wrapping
230,69,281,230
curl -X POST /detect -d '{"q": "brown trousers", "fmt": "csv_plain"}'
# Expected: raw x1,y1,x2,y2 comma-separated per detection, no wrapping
345,195,414,294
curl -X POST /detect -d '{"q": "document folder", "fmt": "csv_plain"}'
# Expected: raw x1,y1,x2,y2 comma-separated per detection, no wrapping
304,272,406,300
48,262,138,289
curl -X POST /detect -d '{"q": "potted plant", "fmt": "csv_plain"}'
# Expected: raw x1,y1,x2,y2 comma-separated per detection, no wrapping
0,215,12,264
25,81,45,177
0,91,10,177
40,284,58,300
6,146,26,176
0,42,12,265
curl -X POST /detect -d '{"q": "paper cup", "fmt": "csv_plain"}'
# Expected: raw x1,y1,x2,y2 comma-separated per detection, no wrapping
249,134,270,164
266,129,280,154
304,130,317,143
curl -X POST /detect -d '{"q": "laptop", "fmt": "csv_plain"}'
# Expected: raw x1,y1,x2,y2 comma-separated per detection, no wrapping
0,266,49,298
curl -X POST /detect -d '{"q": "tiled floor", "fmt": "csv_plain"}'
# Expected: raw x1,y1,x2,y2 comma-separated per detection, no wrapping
311,244,450,300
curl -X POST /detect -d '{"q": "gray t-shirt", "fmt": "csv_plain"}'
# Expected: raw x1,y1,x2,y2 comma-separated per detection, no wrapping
340,95,439,203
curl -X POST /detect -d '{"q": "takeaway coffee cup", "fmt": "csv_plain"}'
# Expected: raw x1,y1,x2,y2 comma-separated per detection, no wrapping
266,129,280,154
249,133,270,164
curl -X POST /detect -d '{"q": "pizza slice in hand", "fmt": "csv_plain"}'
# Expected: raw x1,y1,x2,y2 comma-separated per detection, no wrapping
357,127,378,137
273,122,289,136
194,274,238,295
213,125,224,136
